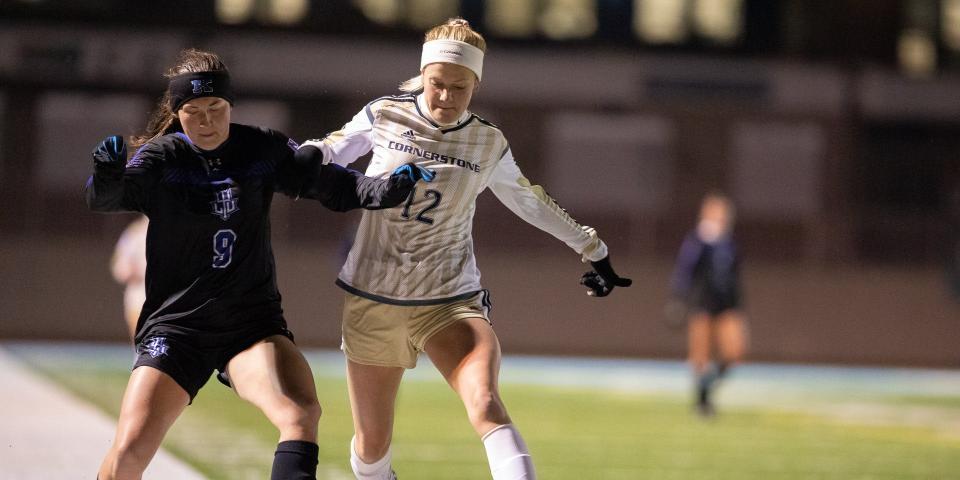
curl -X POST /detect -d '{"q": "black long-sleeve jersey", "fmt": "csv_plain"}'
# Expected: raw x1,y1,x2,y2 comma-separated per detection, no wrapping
670,232,743,314
86,124,410,342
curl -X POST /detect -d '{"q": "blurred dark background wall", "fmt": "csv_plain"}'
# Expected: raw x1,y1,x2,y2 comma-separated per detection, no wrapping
0,0,958,366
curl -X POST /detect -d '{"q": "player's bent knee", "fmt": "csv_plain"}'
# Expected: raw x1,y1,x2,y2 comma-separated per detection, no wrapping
299,400,323,426
302,400,322,424
271,398,322,434
466,391,509,429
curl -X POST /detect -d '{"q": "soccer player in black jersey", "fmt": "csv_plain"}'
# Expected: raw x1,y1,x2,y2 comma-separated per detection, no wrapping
668,192,749,417
85,49,431,480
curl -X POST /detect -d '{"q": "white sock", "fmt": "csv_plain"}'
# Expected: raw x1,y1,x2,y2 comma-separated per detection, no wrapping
481,424,536,480
349,436,394,480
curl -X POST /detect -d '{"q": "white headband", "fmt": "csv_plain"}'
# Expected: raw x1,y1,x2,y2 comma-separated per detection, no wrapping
420,39,484,81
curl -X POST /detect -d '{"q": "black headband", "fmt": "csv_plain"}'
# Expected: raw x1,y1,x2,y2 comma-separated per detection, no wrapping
168,71,235,111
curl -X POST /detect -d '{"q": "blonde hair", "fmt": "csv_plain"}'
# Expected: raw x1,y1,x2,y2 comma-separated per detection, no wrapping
399,18,488,92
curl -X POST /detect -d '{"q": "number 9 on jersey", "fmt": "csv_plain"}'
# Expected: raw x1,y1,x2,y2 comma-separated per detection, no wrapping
212,229,237,268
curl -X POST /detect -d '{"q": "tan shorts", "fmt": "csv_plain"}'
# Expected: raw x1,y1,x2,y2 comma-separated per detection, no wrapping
341,291,491,369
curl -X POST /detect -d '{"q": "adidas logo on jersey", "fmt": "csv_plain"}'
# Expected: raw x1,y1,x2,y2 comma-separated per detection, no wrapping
400,130,416,140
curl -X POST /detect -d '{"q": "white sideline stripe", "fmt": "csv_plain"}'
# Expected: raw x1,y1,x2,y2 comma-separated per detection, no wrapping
0,346,206,480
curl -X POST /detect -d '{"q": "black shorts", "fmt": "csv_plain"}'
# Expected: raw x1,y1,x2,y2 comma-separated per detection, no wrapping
133,315,293,401
697,303,739,317
689,289,741,317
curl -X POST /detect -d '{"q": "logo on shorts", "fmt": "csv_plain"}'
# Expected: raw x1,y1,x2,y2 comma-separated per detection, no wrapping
143,337,169,358
400,129,416,141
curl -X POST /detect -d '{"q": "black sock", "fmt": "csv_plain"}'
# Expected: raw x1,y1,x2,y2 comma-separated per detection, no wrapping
271,440,319,480
698,369,713,400
697,378,710,405
715,362,729,379
697,364,721,404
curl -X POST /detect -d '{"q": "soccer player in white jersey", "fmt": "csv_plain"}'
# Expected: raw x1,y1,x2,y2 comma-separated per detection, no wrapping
300,18,631,480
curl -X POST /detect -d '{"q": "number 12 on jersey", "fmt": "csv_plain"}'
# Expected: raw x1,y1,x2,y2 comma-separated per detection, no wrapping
212,229,237,268
401,187,442,225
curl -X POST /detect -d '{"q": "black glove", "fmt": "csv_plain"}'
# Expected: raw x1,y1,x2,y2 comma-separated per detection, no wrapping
283,144,325,197
351,162,436,210
92,135,127,178
381,162,436,207
580,255,632,297
391,163,436,183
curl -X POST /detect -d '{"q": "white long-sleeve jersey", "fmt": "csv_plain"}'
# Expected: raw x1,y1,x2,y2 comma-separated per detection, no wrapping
302,93,608,305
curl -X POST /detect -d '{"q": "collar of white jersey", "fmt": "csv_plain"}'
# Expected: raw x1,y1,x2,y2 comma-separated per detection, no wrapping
416,93,471,129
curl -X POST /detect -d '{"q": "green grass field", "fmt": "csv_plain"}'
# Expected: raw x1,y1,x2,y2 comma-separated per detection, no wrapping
11,344,960,480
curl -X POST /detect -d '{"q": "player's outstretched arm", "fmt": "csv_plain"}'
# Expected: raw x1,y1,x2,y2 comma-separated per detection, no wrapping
85,135,127,212
293,145,433,211
487,149,632,296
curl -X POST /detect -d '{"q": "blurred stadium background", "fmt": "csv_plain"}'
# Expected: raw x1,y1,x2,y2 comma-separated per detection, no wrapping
2,1,960,478
1,0,958,366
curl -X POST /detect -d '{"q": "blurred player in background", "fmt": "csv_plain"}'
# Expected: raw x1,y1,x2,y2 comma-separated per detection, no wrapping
111,215,148,339
85,48,426,480
300,18,631,480
668,192,748,417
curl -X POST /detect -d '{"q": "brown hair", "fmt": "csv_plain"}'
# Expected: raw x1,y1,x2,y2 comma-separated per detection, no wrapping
130,49,230,149
399,18,487,92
